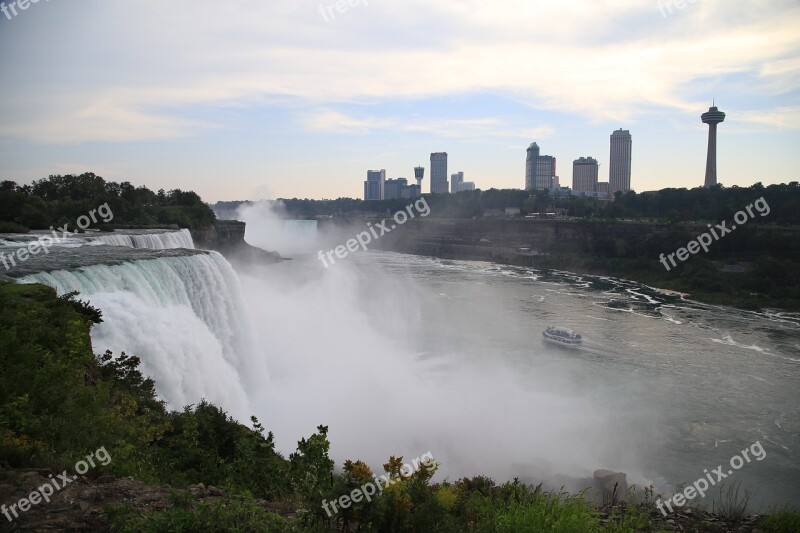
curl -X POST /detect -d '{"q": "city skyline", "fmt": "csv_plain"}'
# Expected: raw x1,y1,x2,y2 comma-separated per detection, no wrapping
0,1,797,201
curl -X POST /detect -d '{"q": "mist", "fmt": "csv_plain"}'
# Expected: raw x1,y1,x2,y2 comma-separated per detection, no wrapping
238,212,657,492
232,201,318,257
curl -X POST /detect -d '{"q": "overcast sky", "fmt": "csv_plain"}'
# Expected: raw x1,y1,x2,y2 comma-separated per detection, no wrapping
1,0,798,201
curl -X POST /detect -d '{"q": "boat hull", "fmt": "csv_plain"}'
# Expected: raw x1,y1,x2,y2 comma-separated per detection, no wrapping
542,329,583,348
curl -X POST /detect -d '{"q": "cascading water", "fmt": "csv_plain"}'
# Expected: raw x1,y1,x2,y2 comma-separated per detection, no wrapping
90,229,195,249
19,252,265,419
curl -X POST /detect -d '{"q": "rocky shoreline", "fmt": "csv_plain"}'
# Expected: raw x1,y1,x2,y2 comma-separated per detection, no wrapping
0,468,776,532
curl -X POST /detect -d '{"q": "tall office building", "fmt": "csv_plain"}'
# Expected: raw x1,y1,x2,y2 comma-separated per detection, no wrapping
363,169,385,201
384,178,407,199
526,142,556,190
451,172,463,193
536,155,556,190
449,171,476,192
525,142,540,190
609,129,632,193
430,152,448,194
701,105,726,188
573,157,599,194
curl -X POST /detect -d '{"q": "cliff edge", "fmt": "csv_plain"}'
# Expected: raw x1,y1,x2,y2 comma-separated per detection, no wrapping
190,220,282,265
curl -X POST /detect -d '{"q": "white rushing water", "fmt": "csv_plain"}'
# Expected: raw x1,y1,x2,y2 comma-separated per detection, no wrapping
89,229,195,249
0,229,195,251
19,252,265,419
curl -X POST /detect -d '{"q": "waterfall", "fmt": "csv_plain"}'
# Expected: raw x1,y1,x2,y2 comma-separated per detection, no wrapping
90,229,195,250
19,252,265,419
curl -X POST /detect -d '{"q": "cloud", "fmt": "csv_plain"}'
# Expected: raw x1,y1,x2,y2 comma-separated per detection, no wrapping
0,98,213,144
0,0,798,143
737,106,800,129
300,109,555,140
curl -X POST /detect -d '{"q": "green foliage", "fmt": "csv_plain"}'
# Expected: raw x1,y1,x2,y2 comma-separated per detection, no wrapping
58,290,104,324
289,425,336,526
0,283,288,498
0,221,29,233
0,174,216,231
759,506,800,532
0,283,140,470
154,402,289,499
105,499,296,532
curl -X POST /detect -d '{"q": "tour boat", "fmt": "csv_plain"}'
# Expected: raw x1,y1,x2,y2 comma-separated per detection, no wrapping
542,326,583,347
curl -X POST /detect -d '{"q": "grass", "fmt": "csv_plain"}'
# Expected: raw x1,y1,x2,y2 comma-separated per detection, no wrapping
712,480,752,520
759,506,800,532
105,499,297,533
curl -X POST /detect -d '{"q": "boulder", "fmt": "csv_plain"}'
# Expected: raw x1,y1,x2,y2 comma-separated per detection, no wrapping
593,469,627,505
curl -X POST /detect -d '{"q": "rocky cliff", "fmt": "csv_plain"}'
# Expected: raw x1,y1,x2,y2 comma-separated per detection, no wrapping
191,220,282,265
366,217,800,264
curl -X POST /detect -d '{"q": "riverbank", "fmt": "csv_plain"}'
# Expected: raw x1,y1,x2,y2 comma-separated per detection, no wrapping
356,217,800,312
3,465,797,532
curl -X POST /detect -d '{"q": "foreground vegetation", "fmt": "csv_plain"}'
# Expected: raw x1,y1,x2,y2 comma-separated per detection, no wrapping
0,173,216,232
1,282,798,531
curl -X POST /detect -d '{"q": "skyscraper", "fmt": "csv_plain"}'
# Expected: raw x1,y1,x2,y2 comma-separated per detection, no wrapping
573,157,599,194
384,178,407,199
451,171,463,193
526,142,556,190
536,155,556,190
701,105,726,188
609,129,632,193
364,169,385,201
525,142,539,190
430,152,448,194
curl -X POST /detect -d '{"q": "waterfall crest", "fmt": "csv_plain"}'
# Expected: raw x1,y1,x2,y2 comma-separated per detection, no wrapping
90,229,195,249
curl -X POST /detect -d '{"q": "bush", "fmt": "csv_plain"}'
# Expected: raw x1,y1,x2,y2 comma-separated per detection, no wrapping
0,221,29,233
105,499,297,532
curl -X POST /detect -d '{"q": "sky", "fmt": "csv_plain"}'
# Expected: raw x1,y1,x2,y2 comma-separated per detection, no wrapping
0,0,798,202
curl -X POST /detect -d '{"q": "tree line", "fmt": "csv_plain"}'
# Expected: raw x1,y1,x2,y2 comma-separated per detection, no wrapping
216,182,800,225
0,173,216,232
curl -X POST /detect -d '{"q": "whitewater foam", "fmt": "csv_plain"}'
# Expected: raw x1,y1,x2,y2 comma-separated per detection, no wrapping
19,252,264,418
90,229,195,250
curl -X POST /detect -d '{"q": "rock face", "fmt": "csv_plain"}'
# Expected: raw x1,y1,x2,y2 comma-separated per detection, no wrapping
191,220,281,265
593,469,628,505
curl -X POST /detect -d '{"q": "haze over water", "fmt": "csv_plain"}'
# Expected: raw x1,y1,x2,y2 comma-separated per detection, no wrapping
237,220,800,512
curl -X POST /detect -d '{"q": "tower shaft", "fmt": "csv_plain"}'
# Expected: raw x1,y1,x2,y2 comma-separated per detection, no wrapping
704,123,718,188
